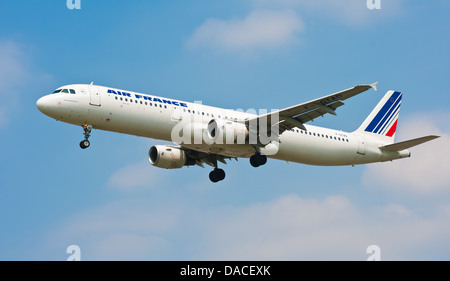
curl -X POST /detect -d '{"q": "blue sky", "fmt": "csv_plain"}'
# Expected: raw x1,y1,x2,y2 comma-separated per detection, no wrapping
1,0,450,260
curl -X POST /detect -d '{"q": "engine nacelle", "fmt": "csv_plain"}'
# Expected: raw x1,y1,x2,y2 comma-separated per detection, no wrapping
148,145,188,169
207,119,248,144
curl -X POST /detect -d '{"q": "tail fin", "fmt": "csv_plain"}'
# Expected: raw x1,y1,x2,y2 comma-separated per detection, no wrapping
355,90,403,144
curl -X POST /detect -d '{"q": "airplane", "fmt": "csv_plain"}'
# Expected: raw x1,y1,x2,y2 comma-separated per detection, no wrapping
36,82,439,182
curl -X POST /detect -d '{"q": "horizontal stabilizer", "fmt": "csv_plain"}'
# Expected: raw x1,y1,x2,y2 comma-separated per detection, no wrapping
379,135,440,152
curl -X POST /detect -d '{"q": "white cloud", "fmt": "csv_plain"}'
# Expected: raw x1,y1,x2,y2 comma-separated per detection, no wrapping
362,113,450,194
41,193,450,260
187,9,304,52
0,41,27,89
41,199,179,260
202,195,365,260
201,194,450,260
253,0,405,26
88,233,171,260
0,40,28,128
186,0,405,53
107,161,161,191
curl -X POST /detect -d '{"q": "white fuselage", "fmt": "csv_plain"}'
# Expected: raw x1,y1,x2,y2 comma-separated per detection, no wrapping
36,84,410,167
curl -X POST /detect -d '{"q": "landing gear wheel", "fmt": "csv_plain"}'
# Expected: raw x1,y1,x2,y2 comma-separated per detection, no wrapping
80,140,90,149
259,154,267,166
209,168,226,183
250,153,267,167
250,155,260,167
80,124,92,149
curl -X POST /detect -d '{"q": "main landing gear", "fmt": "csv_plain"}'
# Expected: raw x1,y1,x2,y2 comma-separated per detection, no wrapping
209,168,225,183
209,157,226,183
80,124,92,149
250,152,267,167
208,153,267,183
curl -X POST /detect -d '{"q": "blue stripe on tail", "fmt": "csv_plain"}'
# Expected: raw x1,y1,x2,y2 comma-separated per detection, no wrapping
365,91,402,134
373,95,402,134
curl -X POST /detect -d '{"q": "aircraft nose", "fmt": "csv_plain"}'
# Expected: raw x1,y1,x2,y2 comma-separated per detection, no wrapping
36,96,48,112
36,95,55,116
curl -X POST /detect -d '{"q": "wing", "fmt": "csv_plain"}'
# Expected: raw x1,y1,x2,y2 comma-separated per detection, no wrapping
171,144,240,168
248,82,379,134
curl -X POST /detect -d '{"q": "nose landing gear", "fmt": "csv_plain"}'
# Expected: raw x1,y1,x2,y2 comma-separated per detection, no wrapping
80,124,92,149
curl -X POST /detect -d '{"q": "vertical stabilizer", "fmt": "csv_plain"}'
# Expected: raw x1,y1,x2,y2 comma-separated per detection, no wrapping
355,90,402,144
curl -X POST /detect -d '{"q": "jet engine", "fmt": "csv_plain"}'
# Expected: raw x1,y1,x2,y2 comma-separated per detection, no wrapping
207,119,248,144
148,145,193,169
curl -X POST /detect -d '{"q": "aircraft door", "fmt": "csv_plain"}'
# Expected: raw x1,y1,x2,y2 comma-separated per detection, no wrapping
171,106,182,122
89,85,101,106
356,135,366,155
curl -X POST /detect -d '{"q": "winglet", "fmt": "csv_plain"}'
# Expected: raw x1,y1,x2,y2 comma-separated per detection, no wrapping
370,81,379,92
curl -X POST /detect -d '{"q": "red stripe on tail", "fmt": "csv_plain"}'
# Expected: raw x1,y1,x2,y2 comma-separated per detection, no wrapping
386,120,398,137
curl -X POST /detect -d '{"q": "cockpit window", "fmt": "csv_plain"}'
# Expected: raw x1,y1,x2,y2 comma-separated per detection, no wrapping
52,88,76,94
